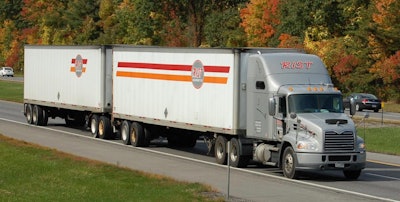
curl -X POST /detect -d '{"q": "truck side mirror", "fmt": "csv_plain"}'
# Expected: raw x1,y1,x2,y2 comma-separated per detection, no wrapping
269,98,276,116
349,98,356,116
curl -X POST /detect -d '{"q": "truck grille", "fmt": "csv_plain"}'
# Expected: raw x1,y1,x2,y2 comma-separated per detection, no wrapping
324,131,354,151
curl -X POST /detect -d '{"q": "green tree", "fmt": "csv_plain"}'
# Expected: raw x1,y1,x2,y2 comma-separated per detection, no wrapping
64,0,101,44
204,7,246,47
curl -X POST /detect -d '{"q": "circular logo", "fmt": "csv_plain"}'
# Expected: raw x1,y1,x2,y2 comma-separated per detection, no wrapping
191,60,204,89
75,54,83,77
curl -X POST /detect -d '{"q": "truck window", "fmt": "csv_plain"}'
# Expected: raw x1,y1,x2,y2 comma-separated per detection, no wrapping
256,81,265,90
288,94,343,113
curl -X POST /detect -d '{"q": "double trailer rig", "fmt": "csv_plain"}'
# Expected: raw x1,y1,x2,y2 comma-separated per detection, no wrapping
23,45,366,179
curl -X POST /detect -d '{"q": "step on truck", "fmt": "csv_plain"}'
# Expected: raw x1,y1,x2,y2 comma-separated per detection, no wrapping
24,45,366,179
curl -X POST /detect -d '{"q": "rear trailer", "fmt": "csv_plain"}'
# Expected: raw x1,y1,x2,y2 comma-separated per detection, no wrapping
23,45,112,128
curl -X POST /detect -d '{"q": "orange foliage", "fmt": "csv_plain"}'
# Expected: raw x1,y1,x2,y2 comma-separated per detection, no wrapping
333,55,359,84
240,0,280,46
277,34,303,49
370,51,400,84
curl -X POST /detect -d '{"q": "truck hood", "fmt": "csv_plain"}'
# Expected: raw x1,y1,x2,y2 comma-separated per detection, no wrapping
296,113,355,133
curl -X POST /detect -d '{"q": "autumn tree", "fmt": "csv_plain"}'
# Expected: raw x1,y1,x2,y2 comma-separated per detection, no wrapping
367,0,400,101
240,0,280,47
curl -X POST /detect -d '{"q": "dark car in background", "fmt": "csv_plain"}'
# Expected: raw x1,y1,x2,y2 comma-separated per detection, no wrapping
343,93,381,112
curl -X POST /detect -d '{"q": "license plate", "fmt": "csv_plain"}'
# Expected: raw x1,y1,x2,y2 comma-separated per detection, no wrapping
372,105,376,108
335,162,344,168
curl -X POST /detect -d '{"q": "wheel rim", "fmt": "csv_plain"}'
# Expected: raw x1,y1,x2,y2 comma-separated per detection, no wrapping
26,106,32,123
32,107,37,123
131,129,136,143
230,145,238,162
90,118,97,134
122,124,128,141
99,121,104,136
284,153,294,174
216,142,224,159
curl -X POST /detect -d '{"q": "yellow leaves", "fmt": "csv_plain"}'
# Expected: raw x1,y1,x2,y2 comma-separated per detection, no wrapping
240,0,279,47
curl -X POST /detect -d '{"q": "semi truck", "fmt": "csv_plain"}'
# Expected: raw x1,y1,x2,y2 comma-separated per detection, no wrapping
23,45,366,179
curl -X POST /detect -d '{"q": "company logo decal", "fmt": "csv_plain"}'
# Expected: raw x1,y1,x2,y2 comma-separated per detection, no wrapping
191,60,204,89
281,61,313,69
116,61,230,89
70,55,87,77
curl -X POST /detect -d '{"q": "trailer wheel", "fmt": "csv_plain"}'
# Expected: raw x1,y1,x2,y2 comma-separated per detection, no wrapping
282,146,298,179
98,116,112,139
215,135,227,165
41,108,48,126
121,120,131,145
90,115,100,138
25,104,33,124
229,138,249,168
32,105,43,126
343,169,361,180
130,122,145,147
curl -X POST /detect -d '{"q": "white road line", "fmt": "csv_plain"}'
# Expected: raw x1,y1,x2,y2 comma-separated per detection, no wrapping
1,117,399,202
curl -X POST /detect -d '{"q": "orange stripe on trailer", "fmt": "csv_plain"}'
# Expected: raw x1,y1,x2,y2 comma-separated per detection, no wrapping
117,71,191,82
70,67,86,72
204,76,228,84
116,71,228,84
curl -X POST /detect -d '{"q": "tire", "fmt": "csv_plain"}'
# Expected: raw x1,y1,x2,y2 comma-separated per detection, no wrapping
32,105,43,126
343,169,361,180
98,116,112,139
121,120,131,145
229,138,249,168
25,104,33,124
356,104,362,111
90,115,100,138
374,109,379,112
215,135,227,165
41,108,48,126
282,146,299,179
130,122,145,147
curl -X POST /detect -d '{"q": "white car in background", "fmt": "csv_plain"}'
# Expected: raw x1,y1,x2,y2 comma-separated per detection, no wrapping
0,67,14,77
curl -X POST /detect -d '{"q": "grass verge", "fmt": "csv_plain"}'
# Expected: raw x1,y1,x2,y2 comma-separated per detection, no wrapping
356,126,400,156
0,80,23,103
0,135,222,202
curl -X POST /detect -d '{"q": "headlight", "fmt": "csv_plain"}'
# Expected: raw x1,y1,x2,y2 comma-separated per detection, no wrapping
297,140,318,151
358,143,366,149
357,136,366,151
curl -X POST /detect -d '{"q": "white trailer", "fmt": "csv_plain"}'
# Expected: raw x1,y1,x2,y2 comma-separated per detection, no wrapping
23,45,112,128
24,45,366,179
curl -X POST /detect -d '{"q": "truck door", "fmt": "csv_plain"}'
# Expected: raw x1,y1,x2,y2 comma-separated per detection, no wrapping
246,57,273,140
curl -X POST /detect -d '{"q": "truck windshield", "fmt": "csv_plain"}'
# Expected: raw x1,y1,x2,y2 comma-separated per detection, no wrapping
288,94,343,113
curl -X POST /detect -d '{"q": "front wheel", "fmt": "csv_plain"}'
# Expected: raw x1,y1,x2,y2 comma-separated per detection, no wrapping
282,146,299,179
343,169,362,180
